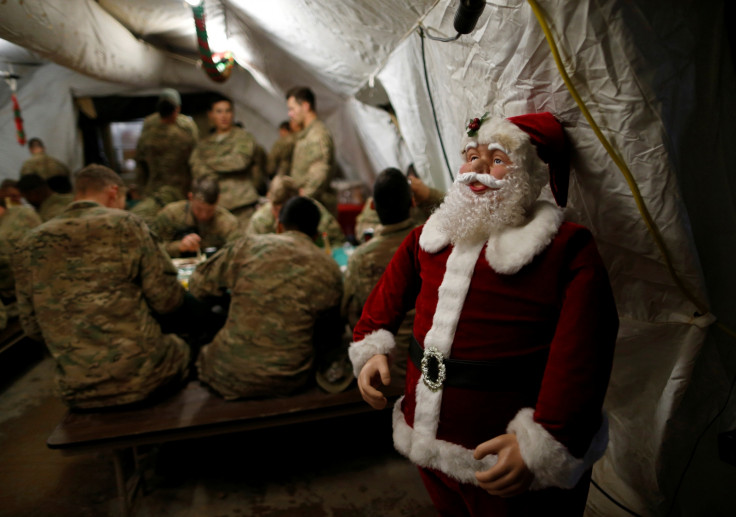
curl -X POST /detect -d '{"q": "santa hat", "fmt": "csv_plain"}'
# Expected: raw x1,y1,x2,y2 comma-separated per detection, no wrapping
461,112,570,207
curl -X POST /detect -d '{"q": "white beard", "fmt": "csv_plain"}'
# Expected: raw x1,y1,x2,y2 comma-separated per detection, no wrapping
432,171,530,245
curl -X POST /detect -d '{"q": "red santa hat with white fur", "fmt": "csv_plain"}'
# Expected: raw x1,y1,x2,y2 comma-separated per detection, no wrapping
461,112,571,207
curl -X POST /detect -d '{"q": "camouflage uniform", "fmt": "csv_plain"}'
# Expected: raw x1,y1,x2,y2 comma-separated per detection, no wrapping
38,192,74,222
189,231,343,399
189,127,265,226
12,200,190,409
342,218,416,376
153,200,241,258
136,113,198,197
0,205,42,307
129,185,183,228
290,119,337,216
354,187,445,243
267,133,295,178
246,197,345,248
20,153,71,180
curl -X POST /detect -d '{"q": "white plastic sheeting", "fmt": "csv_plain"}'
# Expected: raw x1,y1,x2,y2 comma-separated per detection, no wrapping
1,1,735,515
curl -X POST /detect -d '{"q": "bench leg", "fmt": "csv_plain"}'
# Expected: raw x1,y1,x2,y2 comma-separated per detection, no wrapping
113,449,131,517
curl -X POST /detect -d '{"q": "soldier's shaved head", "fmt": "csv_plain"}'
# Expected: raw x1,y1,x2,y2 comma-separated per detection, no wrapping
279,196,320,237
74,165,124,195
191,176,220,205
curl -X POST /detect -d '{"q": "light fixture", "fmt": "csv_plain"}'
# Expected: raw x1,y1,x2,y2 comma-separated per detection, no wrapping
423,0,487,42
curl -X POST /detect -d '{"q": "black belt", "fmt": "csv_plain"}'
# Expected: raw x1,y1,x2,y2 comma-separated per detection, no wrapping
409,335,549,392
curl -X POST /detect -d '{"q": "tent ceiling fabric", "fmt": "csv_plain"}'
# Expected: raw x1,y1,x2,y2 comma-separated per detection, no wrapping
1,1,735,515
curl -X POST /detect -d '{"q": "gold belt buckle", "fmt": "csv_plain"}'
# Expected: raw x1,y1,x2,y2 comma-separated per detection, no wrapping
420,346,446,391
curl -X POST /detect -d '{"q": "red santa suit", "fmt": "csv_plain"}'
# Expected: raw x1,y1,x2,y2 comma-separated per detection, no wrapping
349,197,618,512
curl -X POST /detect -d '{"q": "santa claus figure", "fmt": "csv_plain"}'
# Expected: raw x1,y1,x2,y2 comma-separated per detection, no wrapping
349,112,618,516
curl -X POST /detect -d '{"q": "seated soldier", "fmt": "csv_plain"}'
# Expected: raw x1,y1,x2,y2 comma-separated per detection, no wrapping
153,176,240,258
12,164,190,409
129,184,183,228
247,174,344,249
1,179,24,207
354,166,444,243
0,196,42,318
16,173,74,221
342,168,417,376
189,196,343,399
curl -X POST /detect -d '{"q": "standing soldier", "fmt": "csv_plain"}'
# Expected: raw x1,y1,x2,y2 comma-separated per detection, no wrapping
266,120,297,178
19,137,71,183
189,94,265,227
13,164,190,409
286,87,338,216
135,89,198,198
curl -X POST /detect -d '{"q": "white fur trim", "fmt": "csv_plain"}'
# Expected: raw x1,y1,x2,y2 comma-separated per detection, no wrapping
484,201,563,274
348,328,395,378
411,241,485,440
419,201,563,274
507,408,609,490
392,397,497,485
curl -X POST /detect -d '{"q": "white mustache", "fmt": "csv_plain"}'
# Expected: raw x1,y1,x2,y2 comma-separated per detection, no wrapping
455,172,507,190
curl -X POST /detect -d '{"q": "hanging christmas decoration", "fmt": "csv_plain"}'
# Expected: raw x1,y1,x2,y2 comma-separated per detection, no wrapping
2,70,26,146
189,2,235,83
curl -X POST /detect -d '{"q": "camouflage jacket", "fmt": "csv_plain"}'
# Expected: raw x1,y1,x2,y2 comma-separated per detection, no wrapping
136,113,198,197
12,200,189,408
153,200,241,258
267,134,295,178
38,192,74,222
189,127,264,211
0,205,42,300
129,185,184,228
342,218,416,375
246,198,345,248
189,231,343,399
290,119,337,214
20,153,71,180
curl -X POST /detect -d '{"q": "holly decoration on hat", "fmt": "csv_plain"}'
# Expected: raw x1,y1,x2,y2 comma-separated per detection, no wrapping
466,112,489,137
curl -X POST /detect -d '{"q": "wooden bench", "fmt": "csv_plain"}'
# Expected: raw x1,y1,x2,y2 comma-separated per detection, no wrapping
47,378,404,516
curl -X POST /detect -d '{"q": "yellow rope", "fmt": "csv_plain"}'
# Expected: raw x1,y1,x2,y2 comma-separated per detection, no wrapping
526,0,714,318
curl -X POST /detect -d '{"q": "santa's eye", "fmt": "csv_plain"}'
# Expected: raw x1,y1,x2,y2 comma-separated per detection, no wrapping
469,155,480,161
494,157,504,165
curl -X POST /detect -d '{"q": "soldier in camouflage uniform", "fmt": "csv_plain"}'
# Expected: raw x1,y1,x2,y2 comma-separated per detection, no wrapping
286,87,338,216
266,120,297,178
19,137,71,181
17,173,74,222
189,95,265,227
342,169,418,376
0,198,42,318
129,185,184,228
247,174,344,249
153,176,240,258
12,165,190,409
136,89,198,198
354,171,445,243
189,196,343,399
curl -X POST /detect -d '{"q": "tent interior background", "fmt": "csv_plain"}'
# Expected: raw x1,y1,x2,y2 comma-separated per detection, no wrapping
1,1,735,515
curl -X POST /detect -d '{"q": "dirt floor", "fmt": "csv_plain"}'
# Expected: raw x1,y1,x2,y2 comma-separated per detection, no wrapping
0,350,436,517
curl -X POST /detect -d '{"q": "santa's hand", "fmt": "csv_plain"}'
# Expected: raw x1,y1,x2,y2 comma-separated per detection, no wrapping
357,354,391,409
474,433,533,497
179,233,202,252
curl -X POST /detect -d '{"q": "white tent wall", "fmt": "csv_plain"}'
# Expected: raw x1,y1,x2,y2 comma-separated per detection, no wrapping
0,0,735,515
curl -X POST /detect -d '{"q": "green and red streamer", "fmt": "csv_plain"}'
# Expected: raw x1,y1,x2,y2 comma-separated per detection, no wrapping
11,93,25,146
192,4,234,83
